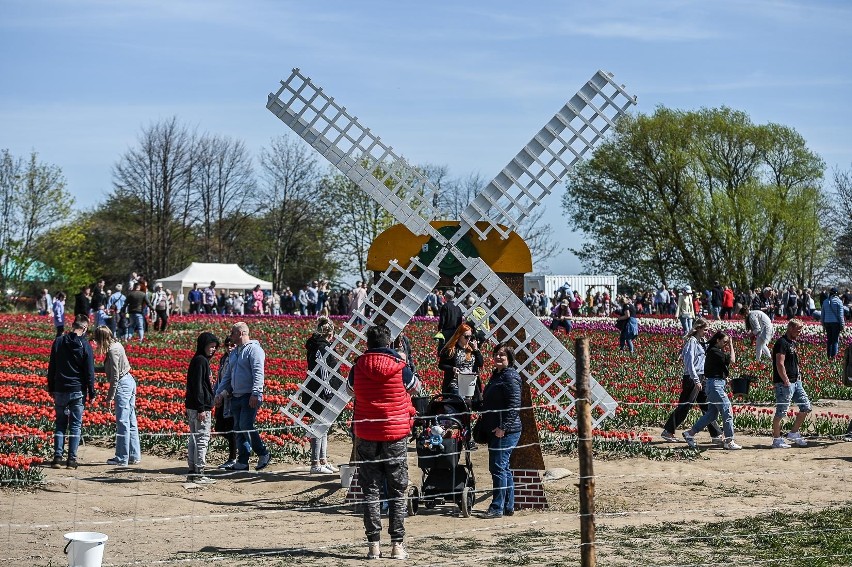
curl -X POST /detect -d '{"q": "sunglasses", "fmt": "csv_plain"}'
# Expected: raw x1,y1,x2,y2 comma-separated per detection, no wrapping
462,334,472,339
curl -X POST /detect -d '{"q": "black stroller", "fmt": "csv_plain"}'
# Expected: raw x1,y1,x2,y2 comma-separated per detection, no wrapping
407,394,476,517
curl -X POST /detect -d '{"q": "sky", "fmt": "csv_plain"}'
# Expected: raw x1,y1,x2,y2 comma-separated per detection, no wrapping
2,0,851,281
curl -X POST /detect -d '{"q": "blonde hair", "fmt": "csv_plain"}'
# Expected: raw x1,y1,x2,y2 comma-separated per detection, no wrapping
315,316,335,336
93,325,117,356
686,318,709,338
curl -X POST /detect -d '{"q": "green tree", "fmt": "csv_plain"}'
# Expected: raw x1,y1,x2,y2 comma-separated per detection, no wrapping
0,150,74,304
32,217,99,293
562,107,827,290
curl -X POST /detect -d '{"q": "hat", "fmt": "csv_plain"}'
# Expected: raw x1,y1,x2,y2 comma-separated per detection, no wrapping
830,287,839,295
561,299,569,306
683,285,692,294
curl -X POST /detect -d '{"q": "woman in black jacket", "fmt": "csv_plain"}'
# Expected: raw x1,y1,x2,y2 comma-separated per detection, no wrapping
438,323,483,397
185,331,220,483
480,342,522,518
304,316,339,474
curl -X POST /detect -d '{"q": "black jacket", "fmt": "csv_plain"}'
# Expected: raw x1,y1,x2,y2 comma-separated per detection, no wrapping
438,345,483,395
438,300,463,336
185,332,218,411
478,367,522,434
302,334,340,415
47,331,96,399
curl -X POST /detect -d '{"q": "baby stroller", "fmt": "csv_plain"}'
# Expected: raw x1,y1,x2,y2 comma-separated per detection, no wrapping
407,393,476,517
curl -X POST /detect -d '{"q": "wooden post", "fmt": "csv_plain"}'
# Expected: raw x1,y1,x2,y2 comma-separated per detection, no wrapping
575,337,596,567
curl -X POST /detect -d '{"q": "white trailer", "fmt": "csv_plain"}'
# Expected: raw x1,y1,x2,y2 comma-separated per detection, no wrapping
524,274,618,300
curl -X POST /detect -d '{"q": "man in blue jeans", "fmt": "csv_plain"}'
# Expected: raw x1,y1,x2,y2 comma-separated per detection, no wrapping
771,319,811,448
215,322,271,471
47,314,96,469
821,287,846,360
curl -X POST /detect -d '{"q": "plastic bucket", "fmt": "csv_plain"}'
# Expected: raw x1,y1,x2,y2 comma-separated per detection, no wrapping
64,532,108,567
458,373,477,398
339,464,355,488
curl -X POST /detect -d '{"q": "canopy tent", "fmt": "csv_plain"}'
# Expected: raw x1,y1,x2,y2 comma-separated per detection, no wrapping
155,263,272,312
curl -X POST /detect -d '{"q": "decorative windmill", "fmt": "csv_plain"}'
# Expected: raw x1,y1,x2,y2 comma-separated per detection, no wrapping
268,70,636,503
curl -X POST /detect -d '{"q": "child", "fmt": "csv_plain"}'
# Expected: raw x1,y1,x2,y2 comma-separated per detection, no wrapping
52,291,66,336
94,303,110,329
185,332,220,484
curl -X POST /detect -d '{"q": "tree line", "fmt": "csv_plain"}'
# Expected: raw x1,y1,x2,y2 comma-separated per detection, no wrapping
0,117,559,305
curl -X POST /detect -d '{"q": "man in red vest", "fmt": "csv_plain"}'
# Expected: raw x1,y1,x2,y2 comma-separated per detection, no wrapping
347,324,419,560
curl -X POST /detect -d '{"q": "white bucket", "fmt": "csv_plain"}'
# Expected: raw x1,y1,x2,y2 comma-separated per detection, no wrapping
339,464,355,488
458,373,477,398
64,532,108,567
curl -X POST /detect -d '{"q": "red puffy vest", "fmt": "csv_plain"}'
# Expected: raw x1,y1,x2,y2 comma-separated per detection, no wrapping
352,351,414,441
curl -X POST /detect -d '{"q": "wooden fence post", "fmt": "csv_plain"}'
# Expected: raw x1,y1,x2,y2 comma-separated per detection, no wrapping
575,337,596,567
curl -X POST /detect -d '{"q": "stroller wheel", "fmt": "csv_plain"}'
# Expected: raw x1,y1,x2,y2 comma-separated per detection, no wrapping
406,484,420,517
459,486,474,518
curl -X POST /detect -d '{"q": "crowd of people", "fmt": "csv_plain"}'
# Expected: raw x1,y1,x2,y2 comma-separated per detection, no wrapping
40,270,851,560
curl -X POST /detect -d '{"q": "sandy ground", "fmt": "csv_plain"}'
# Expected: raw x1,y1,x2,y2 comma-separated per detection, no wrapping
4,408,852,567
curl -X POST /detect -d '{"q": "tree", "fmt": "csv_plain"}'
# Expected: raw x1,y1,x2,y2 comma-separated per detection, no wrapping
562,107,827,290
193,135,256,262
830,165,852,282
0,150,73,302
32,217,99,293
112,117,196,279
257,135,330,290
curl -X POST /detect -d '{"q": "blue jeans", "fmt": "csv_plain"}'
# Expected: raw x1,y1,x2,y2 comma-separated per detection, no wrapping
488,430,521,514
53,391,84,461
114,375,141,464
679,316,693,335
690,378,734,439
711,306,721,320
774,381,811,419
130,312,145,341
824,322,842,359
230,394,268,464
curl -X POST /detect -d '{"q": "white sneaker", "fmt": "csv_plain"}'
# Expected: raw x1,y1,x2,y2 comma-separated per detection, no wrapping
723,440,742,450
843,434,852,442
367,542,382,560
682,431,697,448
785,432,808,447
310,465,333,474
390,541,408,560
772,437,791,449
322,462,338,473
195,476,217,485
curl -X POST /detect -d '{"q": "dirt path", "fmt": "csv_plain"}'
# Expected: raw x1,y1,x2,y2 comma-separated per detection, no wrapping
4,412,852,566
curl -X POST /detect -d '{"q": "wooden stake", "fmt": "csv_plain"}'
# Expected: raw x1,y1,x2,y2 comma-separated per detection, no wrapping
575,337,596,567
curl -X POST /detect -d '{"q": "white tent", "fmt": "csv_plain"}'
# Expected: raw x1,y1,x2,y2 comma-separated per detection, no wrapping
156,262,272,312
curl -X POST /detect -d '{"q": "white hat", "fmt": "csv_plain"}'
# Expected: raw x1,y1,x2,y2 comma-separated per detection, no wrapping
684,285,692,294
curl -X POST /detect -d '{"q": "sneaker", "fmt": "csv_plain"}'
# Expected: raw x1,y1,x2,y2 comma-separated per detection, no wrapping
682,431,697,449
321,462,338,473
711,436,725,445
660,430,678,442
772,437,791,449
786,431,808,447
230,462,250,471
66,460,78,470
106,457,128,466
483,508,503,519
468,441,478,451
51,457,63,469
723,440,742,450
367,541,382,560
128,458,141,465
194,476,217,485
504,509,515,517
390,541,408,560
843,434,852,442
256,453,271,471
311,465,332,474
218,459,237,470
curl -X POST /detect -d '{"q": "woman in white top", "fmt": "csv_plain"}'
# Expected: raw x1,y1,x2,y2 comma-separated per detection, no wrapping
675,286,696,337
660,318,723,442
94,326,141,466
742,308,773,361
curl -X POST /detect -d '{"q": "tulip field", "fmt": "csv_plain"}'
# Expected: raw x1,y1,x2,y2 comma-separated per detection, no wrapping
1,313,850,488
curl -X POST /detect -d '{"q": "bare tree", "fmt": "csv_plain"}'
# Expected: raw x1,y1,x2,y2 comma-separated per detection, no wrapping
257,135,321,290
112,117,196,279
193,134,256,262
0,150,73,299
830,165,852,282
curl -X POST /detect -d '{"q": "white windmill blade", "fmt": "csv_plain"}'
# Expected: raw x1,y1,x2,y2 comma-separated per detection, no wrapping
460,70,637,242
281,255,444,438
267,68,444,240
454,256,618,428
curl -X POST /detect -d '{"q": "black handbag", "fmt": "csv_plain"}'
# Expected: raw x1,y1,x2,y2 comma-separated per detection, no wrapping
472,417,489,444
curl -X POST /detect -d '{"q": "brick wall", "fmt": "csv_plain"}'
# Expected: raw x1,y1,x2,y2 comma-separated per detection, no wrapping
512,469,549,510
